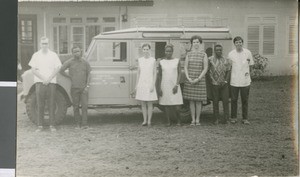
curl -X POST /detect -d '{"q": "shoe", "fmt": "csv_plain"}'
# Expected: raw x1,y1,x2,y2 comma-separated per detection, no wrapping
190,121,195,126
147,123,152,127
35,126,43,132
213,119,219,125
230,118,237,124
82,125,89,129
242,120,250,125
142,122,147,126
50,126,57,132
195,122,201,126
220,119,228,124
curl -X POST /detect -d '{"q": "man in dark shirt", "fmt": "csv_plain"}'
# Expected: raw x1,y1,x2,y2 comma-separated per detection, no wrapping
60,46,91,129
208,44,231,124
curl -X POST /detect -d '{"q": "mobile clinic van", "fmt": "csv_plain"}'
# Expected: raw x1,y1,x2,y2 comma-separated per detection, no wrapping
22,27,232,124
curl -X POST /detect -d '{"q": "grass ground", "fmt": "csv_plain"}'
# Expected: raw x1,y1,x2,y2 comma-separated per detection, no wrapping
16,76,298,177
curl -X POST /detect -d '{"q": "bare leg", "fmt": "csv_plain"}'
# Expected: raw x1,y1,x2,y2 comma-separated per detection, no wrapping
165,106,171,126
175,105,181,125
147,101,153,125
189,101,196,124
195,101,202,125
141,101,147,125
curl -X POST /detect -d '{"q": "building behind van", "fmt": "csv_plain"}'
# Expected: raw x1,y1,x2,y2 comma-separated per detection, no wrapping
18,0,298,76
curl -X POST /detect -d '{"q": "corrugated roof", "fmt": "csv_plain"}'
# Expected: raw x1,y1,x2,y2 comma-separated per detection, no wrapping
18,0,152,2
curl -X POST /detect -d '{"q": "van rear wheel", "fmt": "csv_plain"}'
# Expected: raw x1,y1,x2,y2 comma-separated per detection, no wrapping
25,90,68,125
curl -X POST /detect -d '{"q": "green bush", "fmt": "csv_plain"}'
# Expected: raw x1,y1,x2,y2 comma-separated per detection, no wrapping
251,53,269,80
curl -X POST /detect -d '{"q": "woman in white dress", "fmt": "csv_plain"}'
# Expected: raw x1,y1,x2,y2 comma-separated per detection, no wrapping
135,44,158,126
157,44,183,126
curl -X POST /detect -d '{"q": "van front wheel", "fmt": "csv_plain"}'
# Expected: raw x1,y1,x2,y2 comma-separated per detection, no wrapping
25,90,68,125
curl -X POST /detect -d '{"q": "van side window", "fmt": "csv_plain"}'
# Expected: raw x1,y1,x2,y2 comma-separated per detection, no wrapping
87,41,127,63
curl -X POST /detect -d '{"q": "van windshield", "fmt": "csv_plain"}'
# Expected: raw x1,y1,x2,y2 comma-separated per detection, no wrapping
87,41,127,63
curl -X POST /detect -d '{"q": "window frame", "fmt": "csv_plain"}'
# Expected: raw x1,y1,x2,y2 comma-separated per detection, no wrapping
53,24,69,55
286,16,298,56
245,15,278,56
86,40,130,66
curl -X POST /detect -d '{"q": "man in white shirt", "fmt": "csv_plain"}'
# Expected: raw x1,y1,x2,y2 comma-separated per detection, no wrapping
228,36,254,125
28,37,62,132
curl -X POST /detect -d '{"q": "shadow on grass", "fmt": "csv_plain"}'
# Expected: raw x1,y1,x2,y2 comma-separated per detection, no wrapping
60,109,216,126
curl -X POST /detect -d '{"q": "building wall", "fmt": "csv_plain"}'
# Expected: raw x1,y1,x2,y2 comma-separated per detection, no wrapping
18,0,298,75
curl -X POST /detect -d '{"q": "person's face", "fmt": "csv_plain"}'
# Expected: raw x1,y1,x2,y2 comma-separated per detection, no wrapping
142,45,150,57
72,48,82,58
40,39,49,51
192,39,200,49
215,46,223,57
165,47,173,59
234,39,243,50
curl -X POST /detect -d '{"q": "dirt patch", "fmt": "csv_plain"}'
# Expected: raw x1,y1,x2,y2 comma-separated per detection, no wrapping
17,76,298,177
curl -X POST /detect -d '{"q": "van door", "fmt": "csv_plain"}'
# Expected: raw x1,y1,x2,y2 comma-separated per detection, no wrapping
86,40,131,105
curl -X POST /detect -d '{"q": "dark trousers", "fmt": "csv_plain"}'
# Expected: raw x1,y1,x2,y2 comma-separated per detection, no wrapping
71,88,88,126
36,83,56,126
230,85,250,120
211,84,229,121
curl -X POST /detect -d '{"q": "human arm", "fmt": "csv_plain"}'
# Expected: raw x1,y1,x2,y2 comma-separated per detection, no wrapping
150,59,157,92
59,60,71,79
31,67,47,82
85,62,92,91
44,67,61,85
29,53,47,82
44,54,62,84
157,61,163,97
172,59,181,94
184,54,192,83
193,53,208,83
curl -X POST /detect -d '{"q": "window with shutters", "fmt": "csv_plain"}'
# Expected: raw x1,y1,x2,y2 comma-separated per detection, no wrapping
246,16,277,56
287,16,298,54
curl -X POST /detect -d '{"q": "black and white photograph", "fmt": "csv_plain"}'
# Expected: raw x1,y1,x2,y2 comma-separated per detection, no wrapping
16,0,298,176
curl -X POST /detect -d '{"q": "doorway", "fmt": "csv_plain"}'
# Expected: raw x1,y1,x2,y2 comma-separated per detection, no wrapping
18,14,37,71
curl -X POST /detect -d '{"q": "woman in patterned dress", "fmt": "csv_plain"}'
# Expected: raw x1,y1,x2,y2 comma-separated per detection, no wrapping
135,44,158,126
183,36,208,126
157,44,183,126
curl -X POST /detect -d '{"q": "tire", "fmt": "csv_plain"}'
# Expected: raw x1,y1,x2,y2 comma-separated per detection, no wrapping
25,89,68,125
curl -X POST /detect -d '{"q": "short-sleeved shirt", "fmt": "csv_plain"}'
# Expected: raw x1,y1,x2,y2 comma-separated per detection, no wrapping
208,56,231,85
60,58,91,89
28,49,62,83
228,48,254,87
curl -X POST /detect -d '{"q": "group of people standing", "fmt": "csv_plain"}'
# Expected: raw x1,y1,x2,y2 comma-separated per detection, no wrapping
30,37,91,132
135,35,254,127
29,34,253,132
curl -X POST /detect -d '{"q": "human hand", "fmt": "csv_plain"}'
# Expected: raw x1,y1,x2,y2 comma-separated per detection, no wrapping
187,77,193,83
43,79,50,85
158,89,163,97
220,81,227,86
84,86,89,92
150,85,154,93
172,85,178,94
130,88,136,97
191,78,199,84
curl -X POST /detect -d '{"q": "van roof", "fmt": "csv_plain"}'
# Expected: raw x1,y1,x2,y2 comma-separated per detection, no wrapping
94,27,231,40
